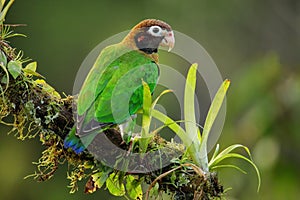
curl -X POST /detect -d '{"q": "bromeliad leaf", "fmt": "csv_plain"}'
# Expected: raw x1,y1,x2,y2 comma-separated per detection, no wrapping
209,144,252,166
199,79,230,171
209,144,261,192
7,60,22,79
151,109,188,144
0,0,14,23
140,81,153,153
151,89,173,110
184,63,198,142
210,164,247,174
0,0,5,11
184,63,202,167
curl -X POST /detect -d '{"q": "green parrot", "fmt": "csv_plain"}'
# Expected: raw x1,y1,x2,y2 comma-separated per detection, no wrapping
64,19,175,154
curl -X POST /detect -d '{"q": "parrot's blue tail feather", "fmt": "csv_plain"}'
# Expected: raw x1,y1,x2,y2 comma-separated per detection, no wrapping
64,127,85,154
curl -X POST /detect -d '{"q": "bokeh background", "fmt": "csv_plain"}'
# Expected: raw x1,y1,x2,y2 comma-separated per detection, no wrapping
1,0,299,199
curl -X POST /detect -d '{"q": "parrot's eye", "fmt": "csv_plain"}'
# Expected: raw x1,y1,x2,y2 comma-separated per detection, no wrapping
148,25,163,37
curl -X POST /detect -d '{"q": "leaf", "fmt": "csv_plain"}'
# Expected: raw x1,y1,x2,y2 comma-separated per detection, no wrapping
23,62,45,78
149,182,159,197
199,79,230,171
91,169,112,190
151,89,173,110
0,50,7,66
208,144,252,167
208,144,261,192
148,119,186,136
184,63,199,141
1,75,7,84
170,171,177,185
0,52,9,94
210,144,220,162
125,175,143,200
34,79,61,98
151,109,205,169
25,61,37,72
140,81,152,153
2,32,26,39
106,173,126,197
0,0,5,11
151,109,188,143
0,0,14,23
7,60,22,79
210,164,247,174
183,63,202,167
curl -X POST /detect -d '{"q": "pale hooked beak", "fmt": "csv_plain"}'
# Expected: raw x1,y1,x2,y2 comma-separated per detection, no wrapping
160,30,175,52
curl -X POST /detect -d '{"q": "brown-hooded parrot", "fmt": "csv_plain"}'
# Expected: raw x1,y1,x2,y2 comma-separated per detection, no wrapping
64,19,175,154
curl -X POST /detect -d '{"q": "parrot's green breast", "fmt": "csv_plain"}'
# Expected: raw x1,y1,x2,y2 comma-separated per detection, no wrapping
77,44,159,125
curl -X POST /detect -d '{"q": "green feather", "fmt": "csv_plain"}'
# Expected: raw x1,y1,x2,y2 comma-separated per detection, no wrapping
78,44,159,126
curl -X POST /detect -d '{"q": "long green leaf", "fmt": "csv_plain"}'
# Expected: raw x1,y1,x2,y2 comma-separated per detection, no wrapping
3,33,26,39
0,0,14,23
210,152,261,192
151,109,187,144
183,63,202,166
199,79,230,171
0,0,5,11
208,144,252,167
151,109,202,168
210,144,220,162
210,164,247,174
140,81,152,153
151,89,173,110
184,63,199,141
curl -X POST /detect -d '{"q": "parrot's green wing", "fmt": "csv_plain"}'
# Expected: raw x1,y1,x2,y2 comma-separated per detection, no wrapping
77,44,159,133
77,44,122,116
93,50,159,123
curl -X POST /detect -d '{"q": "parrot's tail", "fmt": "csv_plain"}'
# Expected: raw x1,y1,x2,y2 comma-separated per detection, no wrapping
64,127,85,154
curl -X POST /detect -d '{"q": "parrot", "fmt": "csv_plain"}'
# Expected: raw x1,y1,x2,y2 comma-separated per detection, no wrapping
64,19,175,154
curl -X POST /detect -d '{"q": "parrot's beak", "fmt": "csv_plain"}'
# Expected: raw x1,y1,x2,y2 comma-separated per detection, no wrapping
161,31,175,52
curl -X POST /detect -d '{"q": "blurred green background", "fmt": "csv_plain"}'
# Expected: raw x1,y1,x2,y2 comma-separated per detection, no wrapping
1,0,299,199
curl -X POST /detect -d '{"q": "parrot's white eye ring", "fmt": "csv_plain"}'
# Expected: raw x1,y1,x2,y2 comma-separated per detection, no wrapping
148,25,163,37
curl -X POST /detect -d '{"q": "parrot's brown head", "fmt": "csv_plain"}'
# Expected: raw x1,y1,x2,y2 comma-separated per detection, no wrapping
123,19,175,55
